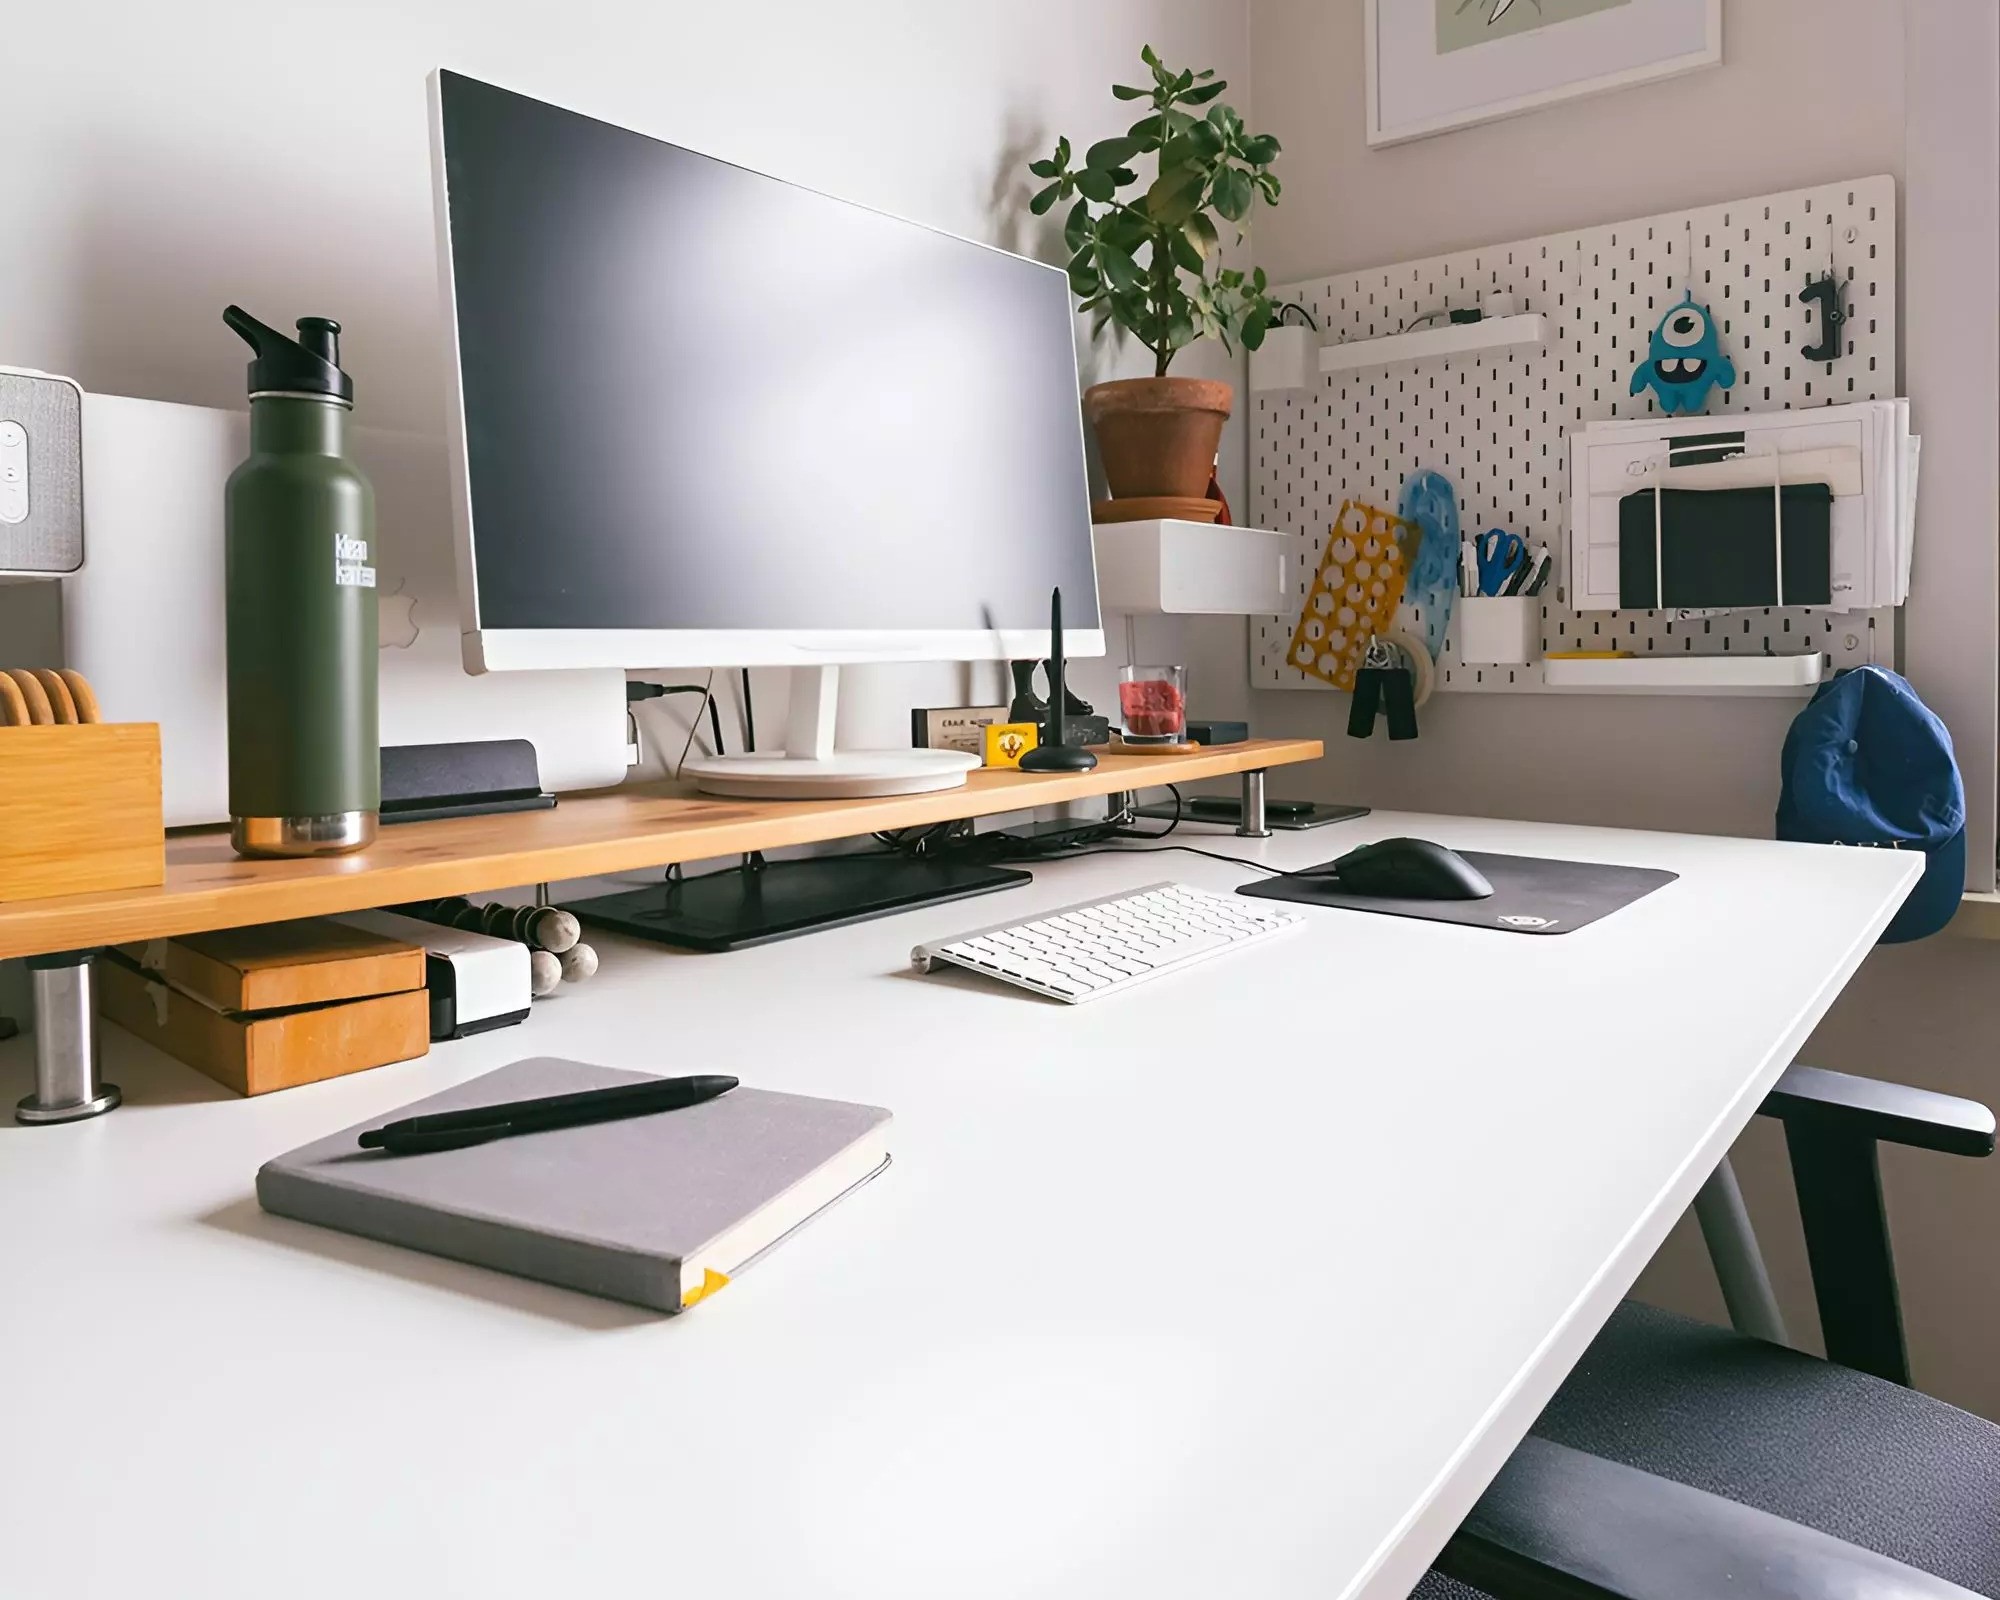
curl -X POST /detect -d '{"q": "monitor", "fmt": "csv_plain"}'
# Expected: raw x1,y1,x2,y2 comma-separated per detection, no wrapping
428,70,1101,797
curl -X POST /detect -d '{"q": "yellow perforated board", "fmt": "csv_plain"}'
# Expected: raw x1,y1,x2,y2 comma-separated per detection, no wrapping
1285,500,1419,691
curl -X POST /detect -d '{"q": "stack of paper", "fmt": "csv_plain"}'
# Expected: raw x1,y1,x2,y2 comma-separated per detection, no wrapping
1567,402,1918,613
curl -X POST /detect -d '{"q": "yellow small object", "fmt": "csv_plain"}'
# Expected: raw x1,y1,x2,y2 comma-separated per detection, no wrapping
682,1267,731,1308
1544,650,1634,660
983,722,1040,769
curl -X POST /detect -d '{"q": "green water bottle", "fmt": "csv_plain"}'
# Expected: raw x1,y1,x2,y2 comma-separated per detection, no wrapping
222,306,378,857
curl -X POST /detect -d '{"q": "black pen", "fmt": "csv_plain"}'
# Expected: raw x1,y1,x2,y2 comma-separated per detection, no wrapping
359,1073,740,1155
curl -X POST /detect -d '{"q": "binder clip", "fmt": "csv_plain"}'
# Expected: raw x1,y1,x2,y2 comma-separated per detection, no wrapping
1348,636,1419,741
1802,270,1848,364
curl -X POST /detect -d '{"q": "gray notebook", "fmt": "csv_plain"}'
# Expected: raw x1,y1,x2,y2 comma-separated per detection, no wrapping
256,1057,893,1313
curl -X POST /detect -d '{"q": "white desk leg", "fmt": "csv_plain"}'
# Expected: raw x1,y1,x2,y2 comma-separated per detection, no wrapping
1237,770,1272,838
1694,1156,1788,1345
15,952,120,1125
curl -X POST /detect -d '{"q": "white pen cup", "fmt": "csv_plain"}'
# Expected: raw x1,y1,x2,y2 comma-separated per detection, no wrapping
1456,596,1540,667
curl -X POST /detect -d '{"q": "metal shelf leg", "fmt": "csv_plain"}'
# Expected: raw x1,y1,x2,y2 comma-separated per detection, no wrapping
15,950,120,1125
1237,769,1272,838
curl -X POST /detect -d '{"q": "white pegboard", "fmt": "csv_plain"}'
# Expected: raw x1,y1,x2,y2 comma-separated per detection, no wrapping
1252,176,1898,691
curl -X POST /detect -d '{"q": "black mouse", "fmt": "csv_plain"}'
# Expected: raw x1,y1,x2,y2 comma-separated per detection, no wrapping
1317,837,1494,901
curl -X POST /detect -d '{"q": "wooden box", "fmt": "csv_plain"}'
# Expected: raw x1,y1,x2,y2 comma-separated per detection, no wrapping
99,918,429,1096
0,723,164,903
121,918,426,1013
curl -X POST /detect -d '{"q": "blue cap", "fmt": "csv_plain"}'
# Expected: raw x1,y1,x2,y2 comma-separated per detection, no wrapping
1777,666,1965,943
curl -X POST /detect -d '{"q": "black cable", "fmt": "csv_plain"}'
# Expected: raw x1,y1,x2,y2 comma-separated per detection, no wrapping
1012,840,1286,877
740,668,757,752
1115,785,1182,840
627,680,725,759
674,672,719,773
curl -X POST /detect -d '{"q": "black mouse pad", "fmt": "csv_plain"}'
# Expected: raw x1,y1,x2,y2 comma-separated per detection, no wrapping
1238,851,1678,935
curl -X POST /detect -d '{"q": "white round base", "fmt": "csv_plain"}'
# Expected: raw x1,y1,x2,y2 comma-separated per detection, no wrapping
684,748,979,799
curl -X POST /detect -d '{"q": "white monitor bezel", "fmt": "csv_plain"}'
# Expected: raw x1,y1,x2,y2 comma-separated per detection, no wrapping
426,69,1104,676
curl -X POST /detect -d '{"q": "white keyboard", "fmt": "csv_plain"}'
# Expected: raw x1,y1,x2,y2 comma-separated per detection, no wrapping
911,881,1305,1004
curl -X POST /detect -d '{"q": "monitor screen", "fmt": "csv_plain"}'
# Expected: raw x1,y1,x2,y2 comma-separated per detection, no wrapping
431,71,1099,662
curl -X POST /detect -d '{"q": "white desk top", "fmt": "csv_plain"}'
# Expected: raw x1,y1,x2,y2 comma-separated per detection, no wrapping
0,813,1915,1600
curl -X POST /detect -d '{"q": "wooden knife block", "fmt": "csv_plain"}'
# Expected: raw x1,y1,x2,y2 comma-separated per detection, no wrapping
0,723,165,903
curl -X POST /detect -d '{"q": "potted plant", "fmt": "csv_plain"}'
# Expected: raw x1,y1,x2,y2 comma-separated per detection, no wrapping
1029,47,1281,514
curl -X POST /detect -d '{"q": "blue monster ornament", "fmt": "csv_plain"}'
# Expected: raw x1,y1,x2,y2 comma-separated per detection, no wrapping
1630,293,1736,414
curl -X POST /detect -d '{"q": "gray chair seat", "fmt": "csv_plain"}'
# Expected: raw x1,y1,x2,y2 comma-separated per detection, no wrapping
1416,1299,2000,1600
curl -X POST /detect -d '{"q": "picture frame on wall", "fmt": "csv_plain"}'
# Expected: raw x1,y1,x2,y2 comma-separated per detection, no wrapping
1366,0,1723,147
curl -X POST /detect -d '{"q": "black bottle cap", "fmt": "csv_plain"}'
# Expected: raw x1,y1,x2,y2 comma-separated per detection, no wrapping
223,305,354,403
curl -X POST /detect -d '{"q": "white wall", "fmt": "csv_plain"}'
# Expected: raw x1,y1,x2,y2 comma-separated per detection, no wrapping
1243,0,2000,1420
2,0,1252,760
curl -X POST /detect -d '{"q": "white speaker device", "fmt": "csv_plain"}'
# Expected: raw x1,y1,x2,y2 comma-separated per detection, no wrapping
63,394,630,826
0,367,85,578
334,909,532,1040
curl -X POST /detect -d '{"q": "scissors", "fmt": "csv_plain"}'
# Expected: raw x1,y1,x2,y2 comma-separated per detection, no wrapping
1475,529,1528,596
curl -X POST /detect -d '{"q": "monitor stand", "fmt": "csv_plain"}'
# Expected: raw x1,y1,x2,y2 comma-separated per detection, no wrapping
682,666,978,799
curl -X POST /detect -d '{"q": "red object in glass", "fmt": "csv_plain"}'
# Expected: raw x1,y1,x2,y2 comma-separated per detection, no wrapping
1119,677,1186,737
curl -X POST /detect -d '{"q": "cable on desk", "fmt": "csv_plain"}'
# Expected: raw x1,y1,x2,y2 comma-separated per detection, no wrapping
740,668,757,752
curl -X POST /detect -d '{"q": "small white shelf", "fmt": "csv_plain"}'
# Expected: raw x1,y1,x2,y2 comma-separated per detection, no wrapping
1319,313,1546,375
1539,653,1825,696
1091,519,1289,615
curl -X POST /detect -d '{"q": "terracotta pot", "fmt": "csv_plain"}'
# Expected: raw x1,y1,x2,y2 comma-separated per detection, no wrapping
1082,377,1234,501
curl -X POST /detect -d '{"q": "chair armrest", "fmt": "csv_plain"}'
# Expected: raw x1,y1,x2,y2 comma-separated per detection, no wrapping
1760,1065,1996,1158
1440,1436,1981,1600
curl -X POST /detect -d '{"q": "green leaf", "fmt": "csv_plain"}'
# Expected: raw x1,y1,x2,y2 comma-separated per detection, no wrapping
1074,167,1116,202
1067,263,1101,298
1160,108,1198,137
1184,120,1224,158
1168,228,1204,275
1141,44,1162,68
1109,288,1152,340
1099,206,1148,251
1063,198,1092,253
1110,82,1149,100
1055,136,1070,165
1212,166,1253,222
1085,136,1142,170
1240,309,1270,351
1239,133,1280,165
1145,165,1204,227
1125,113,1162,150
1095,242,1144,293
1183,211,1218,259
1254,171,1281,202
1029,182,1061,216
1181,80,1227,105
1028,157,1060,179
